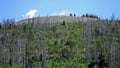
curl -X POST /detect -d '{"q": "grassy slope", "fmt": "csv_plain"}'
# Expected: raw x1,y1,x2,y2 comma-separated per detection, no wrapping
17,16,98,24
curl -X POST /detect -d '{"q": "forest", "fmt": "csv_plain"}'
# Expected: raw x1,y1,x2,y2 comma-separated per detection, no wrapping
0,16,120,68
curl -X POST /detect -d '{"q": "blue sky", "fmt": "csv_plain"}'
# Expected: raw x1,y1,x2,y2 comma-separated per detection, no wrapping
0,0,120,22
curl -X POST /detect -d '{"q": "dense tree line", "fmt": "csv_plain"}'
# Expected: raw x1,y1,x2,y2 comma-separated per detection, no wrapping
81,14,99,19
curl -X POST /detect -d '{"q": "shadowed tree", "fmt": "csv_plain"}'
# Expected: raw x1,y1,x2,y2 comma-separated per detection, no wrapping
0,23,2,30
69,13,72,16
62,20,66,25
74,13,76,16
88,51,108,68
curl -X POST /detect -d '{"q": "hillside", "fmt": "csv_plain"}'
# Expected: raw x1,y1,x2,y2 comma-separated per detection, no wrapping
17,16,99,24
0,16,120,68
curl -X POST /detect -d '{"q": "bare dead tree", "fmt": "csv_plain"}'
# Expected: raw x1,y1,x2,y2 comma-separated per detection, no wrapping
85,23,91,68
93,23,98,68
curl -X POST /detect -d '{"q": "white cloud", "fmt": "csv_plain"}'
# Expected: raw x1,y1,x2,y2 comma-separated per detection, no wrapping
25,9,38,18
51,10,72,16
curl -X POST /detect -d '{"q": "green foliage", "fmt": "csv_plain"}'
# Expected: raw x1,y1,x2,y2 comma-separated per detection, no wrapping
0,19,120,68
